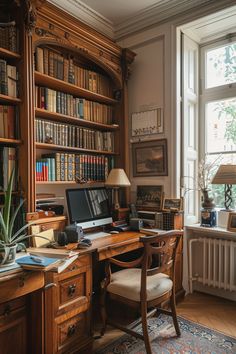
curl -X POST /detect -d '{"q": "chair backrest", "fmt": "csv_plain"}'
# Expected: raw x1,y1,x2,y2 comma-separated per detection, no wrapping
139,230,183,300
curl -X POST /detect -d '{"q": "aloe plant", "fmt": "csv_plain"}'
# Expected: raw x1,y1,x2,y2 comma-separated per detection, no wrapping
0,170,48,253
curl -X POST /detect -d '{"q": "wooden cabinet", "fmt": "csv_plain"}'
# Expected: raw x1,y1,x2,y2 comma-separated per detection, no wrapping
0,271,44,354
44,254,92,353
0,297,27,354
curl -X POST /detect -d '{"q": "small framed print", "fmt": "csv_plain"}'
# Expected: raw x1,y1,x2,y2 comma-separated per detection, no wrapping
131,108,163,137
163,198,183,212
136,185,164,210
227,212,236,232
132,139,168,177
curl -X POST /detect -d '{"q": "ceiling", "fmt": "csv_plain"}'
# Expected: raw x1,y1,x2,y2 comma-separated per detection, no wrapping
49,0,236,41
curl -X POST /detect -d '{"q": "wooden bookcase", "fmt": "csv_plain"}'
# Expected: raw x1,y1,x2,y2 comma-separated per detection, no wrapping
28,2,135,231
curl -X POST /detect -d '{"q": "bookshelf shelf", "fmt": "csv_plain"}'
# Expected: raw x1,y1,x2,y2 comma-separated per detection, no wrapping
35,108,119,131
36,142,117,155
35,71,118,105
0,138,22,145
0,94,21,105
0,47,20,59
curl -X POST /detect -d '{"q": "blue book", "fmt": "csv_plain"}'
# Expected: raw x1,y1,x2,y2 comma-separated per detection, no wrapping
16,255,61,270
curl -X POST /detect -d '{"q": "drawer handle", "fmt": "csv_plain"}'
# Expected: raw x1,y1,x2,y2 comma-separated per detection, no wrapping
19,276,25,287
71,264,78,271
44,283,57,290
3,304,11,317
68,284,76,297
67,324,76,337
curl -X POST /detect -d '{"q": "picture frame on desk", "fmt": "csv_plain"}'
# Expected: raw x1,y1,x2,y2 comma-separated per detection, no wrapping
132,139,168,177
162,198,183,212
227,212,236,232
136,185,164,210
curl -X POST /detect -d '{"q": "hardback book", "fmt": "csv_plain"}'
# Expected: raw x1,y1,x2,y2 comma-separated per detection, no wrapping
16,255,62,271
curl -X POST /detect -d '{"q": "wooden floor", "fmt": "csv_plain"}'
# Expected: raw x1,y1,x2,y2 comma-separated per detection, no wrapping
93,292,236,352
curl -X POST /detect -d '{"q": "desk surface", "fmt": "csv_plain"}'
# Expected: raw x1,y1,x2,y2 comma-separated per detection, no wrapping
67,231,144,260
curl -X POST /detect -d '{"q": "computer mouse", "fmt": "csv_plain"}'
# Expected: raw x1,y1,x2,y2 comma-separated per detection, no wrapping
77,242,90,249
110,230,119,234
82,238,92,245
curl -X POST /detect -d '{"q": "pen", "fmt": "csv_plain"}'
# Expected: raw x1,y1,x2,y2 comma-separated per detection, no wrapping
30,255,43,263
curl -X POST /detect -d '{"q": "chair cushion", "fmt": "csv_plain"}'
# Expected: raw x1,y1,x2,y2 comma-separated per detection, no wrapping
107,268,173,302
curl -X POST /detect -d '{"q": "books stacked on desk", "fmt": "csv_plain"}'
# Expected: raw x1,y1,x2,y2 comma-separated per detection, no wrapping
17,248,78,273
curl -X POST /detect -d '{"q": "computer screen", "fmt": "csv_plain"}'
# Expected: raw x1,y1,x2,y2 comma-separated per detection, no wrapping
66,187,112,229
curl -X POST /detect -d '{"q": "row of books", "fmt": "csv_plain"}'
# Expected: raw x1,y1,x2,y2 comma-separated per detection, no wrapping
0,147,17,190
35,118,115,152
36,153,110,182
35,86,113,125
0,60,18,97
35,47,112,97
0,21,18,53
0,105,16,139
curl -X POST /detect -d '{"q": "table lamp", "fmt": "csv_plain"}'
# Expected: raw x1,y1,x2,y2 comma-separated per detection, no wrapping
211,164,236,210
105,168,131,210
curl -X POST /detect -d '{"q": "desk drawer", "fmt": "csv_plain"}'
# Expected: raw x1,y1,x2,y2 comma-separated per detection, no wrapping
0,271,44,303
58,273,87,310
57,255,91,280
57,312,88,353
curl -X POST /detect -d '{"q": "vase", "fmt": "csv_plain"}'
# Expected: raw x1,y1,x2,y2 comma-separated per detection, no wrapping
201,189,215,209
0,244,17,266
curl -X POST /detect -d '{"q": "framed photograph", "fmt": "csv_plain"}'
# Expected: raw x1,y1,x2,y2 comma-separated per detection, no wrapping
132,139,168,177
227,212,236,232
131,108,163,137
163,198,183,211
136,185,164,210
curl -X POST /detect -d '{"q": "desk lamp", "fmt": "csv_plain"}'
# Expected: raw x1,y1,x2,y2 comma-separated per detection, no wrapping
105,168,130,210
211,164,236,210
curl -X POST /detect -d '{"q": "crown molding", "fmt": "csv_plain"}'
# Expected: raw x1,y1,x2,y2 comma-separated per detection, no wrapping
114,0,236,40
48,0,236,42
48,0,114,38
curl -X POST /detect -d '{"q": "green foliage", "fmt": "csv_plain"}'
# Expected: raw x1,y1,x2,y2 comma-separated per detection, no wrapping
0,170,48,249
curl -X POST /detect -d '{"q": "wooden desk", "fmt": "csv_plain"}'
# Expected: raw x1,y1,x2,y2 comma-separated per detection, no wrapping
0,270,44,354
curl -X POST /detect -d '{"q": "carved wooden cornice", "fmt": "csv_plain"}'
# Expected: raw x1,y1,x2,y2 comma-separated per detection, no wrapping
122,48,136,82
18,0,46,34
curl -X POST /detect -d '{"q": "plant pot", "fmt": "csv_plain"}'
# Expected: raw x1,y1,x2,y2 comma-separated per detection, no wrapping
0,244,17,266
201,189,215,209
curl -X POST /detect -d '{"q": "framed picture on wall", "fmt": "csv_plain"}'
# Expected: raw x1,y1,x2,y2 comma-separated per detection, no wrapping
136,185,164,210
131,108,163,137
132,139,168,177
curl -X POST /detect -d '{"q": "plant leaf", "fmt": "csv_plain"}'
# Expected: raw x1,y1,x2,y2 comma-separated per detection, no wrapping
8,198,25,243
3,168,15,236
0,212,7,243
10,221,35,243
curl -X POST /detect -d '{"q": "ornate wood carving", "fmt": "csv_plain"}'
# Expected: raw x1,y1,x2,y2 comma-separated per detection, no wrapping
22,0,46,34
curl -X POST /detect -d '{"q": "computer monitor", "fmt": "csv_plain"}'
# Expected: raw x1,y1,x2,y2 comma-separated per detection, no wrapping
66,187,112,230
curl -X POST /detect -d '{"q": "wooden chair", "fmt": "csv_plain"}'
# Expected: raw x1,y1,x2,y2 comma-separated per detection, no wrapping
100,230,183,354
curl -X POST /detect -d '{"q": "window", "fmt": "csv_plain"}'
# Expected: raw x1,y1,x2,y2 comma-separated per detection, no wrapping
201,39,236,208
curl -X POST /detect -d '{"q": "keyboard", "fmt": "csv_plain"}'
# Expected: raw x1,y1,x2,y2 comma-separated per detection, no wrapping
84,231,111,240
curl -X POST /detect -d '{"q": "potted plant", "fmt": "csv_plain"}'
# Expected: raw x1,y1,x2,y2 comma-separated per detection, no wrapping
0,170,47,266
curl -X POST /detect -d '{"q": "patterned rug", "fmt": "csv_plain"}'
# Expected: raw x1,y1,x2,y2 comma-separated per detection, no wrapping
95,314,236,353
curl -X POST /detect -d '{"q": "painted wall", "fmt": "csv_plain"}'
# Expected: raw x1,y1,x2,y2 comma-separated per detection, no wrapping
118,23,179,204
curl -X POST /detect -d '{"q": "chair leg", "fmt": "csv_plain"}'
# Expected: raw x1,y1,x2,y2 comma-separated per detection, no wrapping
170,294,181,337
141,302,152,354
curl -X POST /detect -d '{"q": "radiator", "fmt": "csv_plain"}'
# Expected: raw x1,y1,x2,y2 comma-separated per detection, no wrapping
189,237,236,293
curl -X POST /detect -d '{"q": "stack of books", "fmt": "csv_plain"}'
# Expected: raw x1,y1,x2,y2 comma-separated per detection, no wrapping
16,248,78,273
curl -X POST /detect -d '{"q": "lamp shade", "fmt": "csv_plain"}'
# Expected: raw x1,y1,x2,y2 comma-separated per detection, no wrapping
105,168,131,187
211,165,236,184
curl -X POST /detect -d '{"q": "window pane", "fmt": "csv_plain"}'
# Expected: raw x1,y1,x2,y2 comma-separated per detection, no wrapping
206,43,236,88
206,98,236,154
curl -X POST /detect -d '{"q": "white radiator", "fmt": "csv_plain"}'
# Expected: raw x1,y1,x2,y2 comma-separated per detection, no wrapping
189,237,236,293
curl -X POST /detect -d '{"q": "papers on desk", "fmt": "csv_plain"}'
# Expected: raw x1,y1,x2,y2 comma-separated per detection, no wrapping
140,228,166,235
